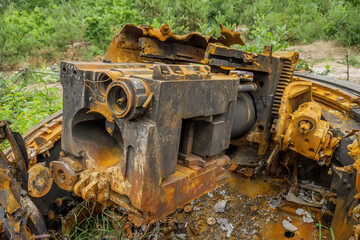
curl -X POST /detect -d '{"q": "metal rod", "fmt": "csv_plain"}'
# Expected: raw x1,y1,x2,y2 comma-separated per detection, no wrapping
238,83,257,92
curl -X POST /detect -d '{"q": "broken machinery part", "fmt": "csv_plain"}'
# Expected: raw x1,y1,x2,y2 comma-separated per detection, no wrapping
274,82,341,165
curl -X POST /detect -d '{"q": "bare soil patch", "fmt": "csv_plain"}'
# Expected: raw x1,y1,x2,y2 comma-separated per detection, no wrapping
289,41,360,83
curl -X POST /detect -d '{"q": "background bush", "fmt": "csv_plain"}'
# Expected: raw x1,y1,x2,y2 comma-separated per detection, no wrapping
0,68,62,149
0,0,360,71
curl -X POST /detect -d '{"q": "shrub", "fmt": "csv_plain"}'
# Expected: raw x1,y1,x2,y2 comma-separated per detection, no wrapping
1,0,360,71
0,68,62,150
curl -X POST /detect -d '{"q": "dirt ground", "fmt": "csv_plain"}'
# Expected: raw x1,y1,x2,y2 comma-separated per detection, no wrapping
61,170,331,240
289,41,360,83
153,171,332,240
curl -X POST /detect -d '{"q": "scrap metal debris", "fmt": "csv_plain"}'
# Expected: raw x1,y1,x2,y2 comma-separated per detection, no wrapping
296,208,314,223
214,200,228,213
282,219,298,232
217,218,233,238
268,195,282,209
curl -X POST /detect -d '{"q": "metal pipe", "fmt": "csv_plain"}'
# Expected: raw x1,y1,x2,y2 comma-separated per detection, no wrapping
238,83,257,92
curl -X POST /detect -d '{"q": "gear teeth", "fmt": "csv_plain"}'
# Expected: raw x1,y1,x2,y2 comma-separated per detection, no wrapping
271,59,296,116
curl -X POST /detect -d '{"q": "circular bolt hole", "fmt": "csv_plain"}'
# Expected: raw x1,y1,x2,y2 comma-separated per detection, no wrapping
256,124,264,132
284,231,295,238
58,169,65,184
62,67,66,73
73,70,77,75
305,138,310,143
309,148,315,153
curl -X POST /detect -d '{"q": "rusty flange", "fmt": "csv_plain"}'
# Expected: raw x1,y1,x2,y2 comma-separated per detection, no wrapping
28,163,53,198
50,160,79,192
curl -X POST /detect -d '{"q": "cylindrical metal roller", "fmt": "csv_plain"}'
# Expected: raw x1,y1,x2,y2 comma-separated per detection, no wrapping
231,92,256,139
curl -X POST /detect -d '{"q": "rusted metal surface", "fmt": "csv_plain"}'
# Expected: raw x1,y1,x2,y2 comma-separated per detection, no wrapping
26,117,62,169
0,123,47,239
104,23,245,64
59,59,237,222
0,121,28,188
27,163,52,198
293,74,360,117
274,82,340,164
345,130,360,204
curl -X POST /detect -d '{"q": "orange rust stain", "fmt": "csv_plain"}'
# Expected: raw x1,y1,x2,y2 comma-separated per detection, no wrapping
228,174,279,198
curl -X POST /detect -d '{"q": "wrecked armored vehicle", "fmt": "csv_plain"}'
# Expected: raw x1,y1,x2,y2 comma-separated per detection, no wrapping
1,23,360,239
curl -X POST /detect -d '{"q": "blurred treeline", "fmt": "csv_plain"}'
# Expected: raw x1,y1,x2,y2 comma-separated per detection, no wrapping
0,0,359,70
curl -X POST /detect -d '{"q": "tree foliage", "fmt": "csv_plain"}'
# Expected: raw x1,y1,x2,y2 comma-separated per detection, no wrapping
0,0,359,70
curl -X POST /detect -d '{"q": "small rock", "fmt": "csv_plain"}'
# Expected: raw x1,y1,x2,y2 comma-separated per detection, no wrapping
287,216,293,222
175,233,187,240
184,205,193,213
225,204,230,211
250,205,258,212
296,208,306,216
193,206,200,211
214,200,227,213
208,192,214,198
268,197,282,209
303,212,314,223
229,164,238,171
207,217,216,226
282,220,298,232
296,208,314,223
219,190,228,196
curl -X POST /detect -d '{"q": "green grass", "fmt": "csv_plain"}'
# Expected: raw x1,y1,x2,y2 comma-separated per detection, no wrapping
0,67,62,149
66,203,126,240
64,201,161,240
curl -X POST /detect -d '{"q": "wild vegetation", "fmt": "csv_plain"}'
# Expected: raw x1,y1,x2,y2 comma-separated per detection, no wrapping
0,0,360,71
0,67,62,149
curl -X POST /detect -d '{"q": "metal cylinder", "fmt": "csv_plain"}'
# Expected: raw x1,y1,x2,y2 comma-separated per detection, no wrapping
96,71,123,96
238,83,257,92
106,77,151,120
231,92,256,139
